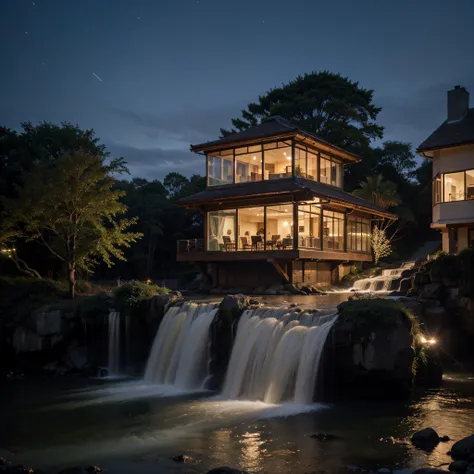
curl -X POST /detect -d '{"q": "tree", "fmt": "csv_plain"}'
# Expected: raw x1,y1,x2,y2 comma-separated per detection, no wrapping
163,172,192,200
352,175,401,209
221,71,384,154
2,151,142,297
371,226,392,264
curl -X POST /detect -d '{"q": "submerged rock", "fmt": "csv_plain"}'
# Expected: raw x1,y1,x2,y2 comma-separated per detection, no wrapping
411,427,440,450
451,435,474,459
207,468,250,474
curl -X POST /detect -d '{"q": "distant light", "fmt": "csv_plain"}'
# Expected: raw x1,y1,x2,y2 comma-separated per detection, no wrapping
420,335,437,345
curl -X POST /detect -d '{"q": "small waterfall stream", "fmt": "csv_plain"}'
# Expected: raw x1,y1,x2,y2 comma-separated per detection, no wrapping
144,302,219,389
351,262,415,292
222,307,337,404
107,311,121,375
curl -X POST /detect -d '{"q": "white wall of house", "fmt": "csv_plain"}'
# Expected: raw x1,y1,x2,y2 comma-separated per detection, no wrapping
432,144,474,175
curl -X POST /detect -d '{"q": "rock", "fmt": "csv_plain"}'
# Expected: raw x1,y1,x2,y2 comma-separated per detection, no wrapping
264,288,277,295
449,460,469,472
310,433,341,441
170,455,192,463
36,309,62,336
207,468,250,474
253,286,266,295
220,294,250,314
440,435,451,442
63,345,89,371
419,283,443,299
411,427,440,450
283,284,301,295
451,435,474,459
378,469,392,474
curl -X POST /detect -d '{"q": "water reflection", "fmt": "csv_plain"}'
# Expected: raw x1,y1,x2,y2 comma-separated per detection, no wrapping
0,374,473,473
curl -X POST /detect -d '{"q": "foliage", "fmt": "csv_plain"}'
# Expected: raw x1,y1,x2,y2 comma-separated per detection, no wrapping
1,150,142,297
221,71,383,154
353,174,401,209
113,280,169,311
371,226,392,264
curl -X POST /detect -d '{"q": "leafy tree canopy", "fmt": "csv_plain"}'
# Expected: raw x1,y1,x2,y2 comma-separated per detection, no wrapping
352,174,401,209
221,71,384,154
1,151,141,297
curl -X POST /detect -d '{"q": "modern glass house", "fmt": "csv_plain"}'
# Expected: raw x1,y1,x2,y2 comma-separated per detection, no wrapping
177,117,396,287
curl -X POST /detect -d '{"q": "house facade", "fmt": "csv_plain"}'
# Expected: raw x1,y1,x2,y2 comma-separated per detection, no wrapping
177,117,395,288
418,86,474,254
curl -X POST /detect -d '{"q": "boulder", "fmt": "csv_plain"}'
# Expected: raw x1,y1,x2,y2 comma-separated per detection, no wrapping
419,283,443,300
207,468,250,474
220,294,250,314
170,455,192,463
411,428,440,450
283,284,301,295
63,345,89,371
264,288,277,295
451,435,474,459
449,460,469,472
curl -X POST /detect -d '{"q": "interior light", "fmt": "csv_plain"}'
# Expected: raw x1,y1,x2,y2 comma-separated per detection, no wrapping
283,152,286,155
286,156,291,160
253,156,256,160
283,221,289,227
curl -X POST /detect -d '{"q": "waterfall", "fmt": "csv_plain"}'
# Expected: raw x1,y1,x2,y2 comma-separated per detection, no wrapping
144,302,219,389
222,307,337,404
351,262,415,293
108,311,121,375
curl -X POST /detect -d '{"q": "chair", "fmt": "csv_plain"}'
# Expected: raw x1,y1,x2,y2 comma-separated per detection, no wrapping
222,236,235,251
251,235,263,250
282,238,293,249
240,236,252,250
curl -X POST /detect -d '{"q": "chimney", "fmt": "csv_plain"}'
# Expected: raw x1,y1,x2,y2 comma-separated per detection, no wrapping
447,85,469,122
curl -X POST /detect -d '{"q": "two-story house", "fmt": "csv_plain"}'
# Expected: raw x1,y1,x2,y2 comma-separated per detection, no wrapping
418,86,474,254
177,116,396,288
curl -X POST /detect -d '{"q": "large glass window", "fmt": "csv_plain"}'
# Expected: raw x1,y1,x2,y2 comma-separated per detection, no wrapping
466,170,474,200
264,141,292,180
320,154,342,187
347,216,371,252
207,150,233,186
207,210,236,251
307,150,318,181
444,172,465,202
322,210,344,250
433,174,442,204
294,146,307,178
237,207,264,250
298,203,321,249
235,145,263,183
265,204,294,249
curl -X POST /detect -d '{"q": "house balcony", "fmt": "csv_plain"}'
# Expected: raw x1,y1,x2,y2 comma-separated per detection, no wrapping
432,200,474,227
176,238,372,263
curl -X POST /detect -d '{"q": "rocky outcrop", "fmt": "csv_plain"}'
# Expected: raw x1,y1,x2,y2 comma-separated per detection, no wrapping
321,299,418,400
451,435,474,460
207,294,250,391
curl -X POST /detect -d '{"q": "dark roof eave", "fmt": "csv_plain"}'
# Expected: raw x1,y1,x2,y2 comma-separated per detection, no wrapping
417,138,474,155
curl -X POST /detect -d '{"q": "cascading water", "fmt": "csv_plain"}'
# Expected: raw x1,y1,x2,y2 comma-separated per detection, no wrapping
107,311,121,375
144,302,219,389
222,307,337,404
351,262,415,292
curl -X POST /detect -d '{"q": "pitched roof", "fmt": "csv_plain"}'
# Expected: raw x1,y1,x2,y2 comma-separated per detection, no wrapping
178,177,396,219
417,108,474,153
190,116,359,162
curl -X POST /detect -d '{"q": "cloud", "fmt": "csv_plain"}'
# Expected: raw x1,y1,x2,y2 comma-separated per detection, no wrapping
106,143,205,180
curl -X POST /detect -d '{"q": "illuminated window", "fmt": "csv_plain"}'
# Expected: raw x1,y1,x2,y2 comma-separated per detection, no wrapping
235,145,263,183
207,210,236,251
320,154,342,187
444,172,464,202
322,210,344,250
466,170,474,200
237,207,264,250
207,150,234,186
433,175,442,204
347,217,371,252
298,203,321,249
263,141,292,180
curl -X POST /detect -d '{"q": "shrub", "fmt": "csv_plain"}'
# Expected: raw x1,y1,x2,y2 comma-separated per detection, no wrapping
113,280,169,311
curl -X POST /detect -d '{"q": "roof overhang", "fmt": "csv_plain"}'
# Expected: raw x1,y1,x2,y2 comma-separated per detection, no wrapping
191,131,360,164
417,140,474,159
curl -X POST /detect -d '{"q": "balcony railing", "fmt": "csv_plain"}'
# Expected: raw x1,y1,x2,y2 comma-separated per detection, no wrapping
177,239,205,255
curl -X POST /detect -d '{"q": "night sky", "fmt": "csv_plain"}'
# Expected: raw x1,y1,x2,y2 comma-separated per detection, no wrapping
2,0,473,179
